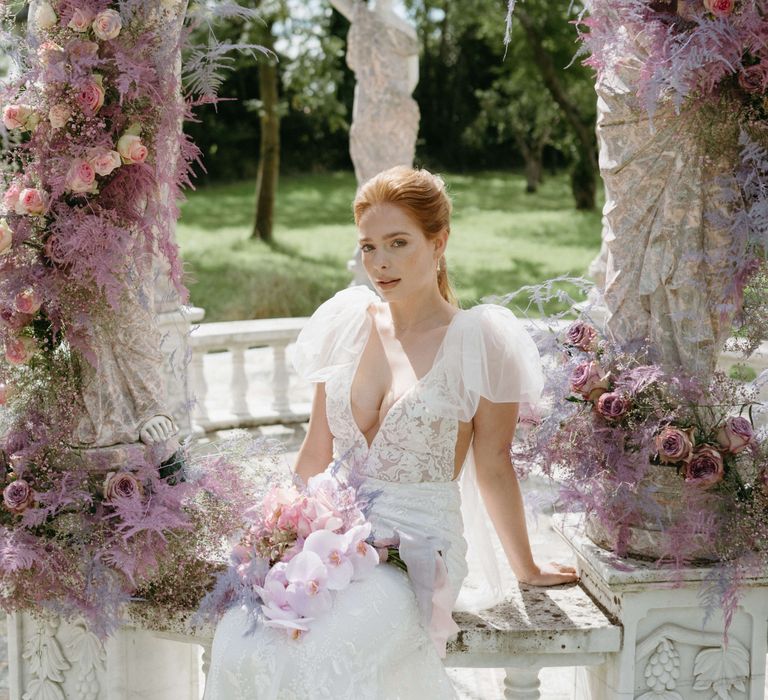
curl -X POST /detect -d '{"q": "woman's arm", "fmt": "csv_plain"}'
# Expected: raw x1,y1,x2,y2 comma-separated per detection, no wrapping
293,383,334,484
472,397,578,586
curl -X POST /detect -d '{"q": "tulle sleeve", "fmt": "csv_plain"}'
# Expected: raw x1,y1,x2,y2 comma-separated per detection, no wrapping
441,304,543,422
290,285,378,383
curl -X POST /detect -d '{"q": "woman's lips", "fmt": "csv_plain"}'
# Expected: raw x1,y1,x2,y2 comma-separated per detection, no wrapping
377,278,401,289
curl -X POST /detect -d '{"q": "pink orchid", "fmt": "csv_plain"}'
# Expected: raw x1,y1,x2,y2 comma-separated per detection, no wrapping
256,563,309,632
303,529,354,590
283,550,332,618
344,523,379,580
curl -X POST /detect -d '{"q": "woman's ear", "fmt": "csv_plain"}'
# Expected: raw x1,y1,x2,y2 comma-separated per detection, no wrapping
434,230,448,258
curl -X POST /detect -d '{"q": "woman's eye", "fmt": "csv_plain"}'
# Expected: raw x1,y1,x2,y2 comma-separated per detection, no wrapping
360,243,374,252
392,239,407,248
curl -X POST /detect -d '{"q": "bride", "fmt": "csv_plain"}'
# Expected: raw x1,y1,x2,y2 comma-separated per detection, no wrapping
204,166,577,698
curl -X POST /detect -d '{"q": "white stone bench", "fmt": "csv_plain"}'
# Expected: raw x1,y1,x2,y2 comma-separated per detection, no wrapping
8,582,620,699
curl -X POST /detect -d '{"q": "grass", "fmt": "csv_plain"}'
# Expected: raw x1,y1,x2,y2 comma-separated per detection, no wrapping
176,171,604,321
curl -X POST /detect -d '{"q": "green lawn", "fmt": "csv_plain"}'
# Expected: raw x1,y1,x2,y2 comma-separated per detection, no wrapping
176,171,603,321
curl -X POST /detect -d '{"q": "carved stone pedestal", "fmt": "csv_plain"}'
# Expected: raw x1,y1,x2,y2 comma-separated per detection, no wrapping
555,515,768,700
8,611,206,699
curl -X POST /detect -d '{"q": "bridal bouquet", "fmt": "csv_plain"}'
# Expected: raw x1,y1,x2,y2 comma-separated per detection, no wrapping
201,470,381,640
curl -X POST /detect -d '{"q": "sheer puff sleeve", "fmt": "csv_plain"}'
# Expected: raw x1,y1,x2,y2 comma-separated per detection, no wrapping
439,304,543,422
290,285,378,383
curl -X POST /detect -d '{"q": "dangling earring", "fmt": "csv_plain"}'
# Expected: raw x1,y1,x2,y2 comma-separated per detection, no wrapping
436,258,442,273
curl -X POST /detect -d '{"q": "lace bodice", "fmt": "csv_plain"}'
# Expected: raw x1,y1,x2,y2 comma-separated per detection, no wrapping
292,286,543,484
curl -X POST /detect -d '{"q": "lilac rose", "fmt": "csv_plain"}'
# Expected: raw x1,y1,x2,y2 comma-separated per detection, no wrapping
684,446,724,489
716,416,753,454
738,63,765,94
565,321,598,352
596,392,630,420
102,471,144,502
570,361,610,402
3,479,35,513
655,426,695,464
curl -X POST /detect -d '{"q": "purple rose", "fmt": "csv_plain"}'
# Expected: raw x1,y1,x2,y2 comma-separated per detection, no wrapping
684,446,724,489
102,471,144,502
565,321,598,352
570,361,610,402
738,64,765,94
716,416,753,454
655,426,694,464
596,392,630,420
3,479,35,513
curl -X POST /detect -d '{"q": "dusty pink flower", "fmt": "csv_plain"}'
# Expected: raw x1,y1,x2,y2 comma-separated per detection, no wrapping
738,64,765,94
65,158,97,194
48,103,71,129
87,147,121,176
565,321,598,352
655,426,694,464
703,0,734,15
2,104,33,131
0,218,12,254
3,183,23,214
92,9,122,40
684,446,725,489
0,309,33,331
3,479,35,514
716,416,753,454
18,188,47,216
77,76,105,113
5,337,36,365
570,361,610,402
117,133,148,164
0,382,7,405
37,41,65,66
596,392,630,420
69,40,99,60
14,289,42,315
68,7,94,32
759,470,768,498
102,471,144,502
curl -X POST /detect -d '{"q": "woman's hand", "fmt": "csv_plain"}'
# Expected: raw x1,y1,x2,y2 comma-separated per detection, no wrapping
518,561,579,587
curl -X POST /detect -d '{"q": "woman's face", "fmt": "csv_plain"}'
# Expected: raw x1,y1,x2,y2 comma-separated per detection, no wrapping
357,203,446,301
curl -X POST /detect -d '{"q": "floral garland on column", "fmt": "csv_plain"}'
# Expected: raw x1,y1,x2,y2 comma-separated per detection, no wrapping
506,0,768,628
0,0,260,634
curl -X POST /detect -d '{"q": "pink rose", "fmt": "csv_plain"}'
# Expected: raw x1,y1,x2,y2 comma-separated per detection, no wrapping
596,392,630,420
87,147,121,176
117,133,148,164
570,361,610,402
565,321,598,352
14,289,42,315
77,76,105,114
716,416,753,454
0,218,12,254
37,41,65,66
0,309,33,331
3,479,35,514
48,103,71,129
92,9,122,40
102,471,144,502
68,7,94,32
738,64,765,95
5,336,36,365
2,104,34,131
3,183,25,215
65,158,97,194
655,426,694,464
19,188,47,216
703,0,734,15
684,446,725,489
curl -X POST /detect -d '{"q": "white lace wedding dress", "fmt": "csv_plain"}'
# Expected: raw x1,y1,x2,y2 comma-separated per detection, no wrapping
203,286,542,699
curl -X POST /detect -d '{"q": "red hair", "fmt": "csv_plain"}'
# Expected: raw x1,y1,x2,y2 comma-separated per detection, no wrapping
353,166,457,305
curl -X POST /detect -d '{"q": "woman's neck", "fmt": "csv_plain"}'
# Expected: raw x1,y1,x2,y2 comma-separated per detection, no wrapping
385,287,454,333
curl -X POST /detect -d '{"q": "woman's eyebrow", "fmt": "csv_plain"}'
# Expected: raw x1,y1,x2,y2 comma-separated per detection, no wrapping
358,231,413,242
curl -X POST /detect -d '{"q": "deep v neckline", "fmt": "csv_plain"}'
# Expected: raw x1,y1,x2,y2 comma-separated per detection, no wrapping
348,308,462,451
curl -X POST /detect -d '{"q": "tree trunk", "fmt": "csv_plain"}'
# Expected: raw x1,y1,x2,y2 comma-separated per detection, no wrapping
252,40,280,242
515,8,598,210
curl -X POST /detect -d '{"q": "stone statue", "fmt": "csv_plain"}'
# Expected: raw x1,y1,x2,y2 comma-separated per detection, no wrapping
597,32,738,378
331,0,420,185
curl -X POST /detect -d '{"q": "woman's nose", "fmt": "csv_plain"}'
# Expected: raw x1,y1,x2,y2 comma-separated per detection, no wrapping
372,249,388,269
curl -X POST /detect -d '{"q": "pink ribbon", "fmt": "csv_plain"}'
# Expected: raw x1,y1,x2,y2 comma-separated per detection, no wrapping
396,529,459,658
